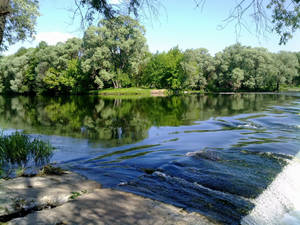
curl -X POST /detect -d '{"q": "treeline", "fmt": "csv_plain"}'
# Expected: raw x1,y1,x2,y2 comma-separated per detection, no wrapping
0,16,299,95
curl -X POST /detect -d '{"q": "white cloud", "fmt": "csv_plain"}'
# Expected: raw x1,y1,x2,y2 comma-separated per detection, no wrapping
2,32,76,56
35,32,75,46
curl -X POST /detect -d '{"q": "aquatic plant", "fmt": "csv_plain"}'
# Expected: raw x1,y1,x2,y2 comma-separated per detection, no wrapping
0,132,54,177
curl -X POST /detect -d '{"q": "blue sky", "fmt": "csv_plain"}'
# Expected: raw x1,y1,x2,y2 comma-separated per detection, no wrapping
5,0,300,55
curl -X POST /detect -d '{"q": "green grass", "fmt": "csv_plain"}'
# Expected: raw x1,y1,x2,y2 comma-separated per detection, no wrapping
183,90,206,94
69,190,88,200
90,87,153,96
0,132,54,178
280,86,300,92
89,88,169,97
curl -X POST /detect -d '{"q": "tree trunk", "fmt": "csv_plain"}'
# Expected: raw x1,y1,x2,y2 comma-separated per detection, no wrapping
112,80,117,88
276,80,280,91
0,0,10,47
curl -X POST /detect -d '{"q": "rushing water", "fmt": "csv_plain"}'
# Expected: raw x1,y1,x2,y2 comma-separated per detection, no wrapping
0,93,300,224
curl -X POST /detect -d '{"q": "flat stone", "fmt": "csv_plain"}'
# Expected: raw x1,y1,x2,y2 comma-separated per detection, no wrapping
0,172,101,217
0,172,217,225
9,189,216,225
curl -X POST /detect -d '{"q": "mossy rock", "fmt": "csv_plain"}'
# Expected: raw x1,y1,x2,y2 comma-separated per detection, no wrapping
38,165,66,176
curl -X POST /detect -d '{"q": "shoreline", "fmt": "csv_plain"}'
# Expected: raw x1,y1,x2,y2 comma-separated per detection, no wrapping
0,171,218,225
1,87,299,98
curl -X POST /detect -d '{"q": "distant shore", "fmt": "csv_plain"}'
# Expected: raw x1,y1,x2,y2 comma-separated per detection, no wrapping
87,87,300,98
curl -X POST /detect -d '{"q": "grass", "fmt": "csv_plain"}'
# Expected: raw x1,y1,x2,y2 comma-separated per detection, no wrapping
183,90,206,94
89,87,167,96
99,94,151,100
69,190,88,200
90,87,152,96
0,132,54,178
280,86,300,92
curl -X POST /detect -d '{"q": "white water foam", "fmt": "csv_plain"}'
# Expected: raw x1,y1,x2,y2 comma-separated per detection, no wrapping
241,152,300,225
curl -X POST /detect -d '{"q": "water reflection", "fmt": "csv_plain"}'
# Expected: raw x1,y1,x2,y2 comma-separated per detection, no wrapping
0,94,296,147
0,94,299,224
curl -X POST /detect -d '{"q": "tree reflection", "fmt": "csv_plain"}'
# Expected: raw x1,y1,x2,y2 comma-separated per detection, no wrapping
0,94,296,147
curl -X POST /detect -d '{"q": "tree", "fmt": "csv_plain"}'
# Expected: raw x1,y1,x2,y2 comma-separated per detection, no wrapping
1,0,300,50
214,43,283,91
35,38,83,93
294,52,300,85
0,37,83,94
272,51,299,90
231,68,244,91
182,48,215,90
81,15,148,89
0,0,39,51
78,0,300,44
142,47,185,90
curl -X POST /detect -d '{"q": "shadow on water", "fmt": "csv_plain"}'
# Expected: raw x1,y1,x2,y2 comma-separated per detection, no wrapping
0,93,299,224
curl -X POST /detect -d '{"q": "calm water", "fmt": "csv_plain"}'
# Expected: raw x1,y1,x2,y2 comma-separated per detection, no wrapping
1,93,300,224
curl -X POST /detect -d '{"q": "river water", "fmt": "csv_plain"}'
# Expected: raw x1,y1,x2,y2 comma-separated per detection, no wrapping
0,93,299,224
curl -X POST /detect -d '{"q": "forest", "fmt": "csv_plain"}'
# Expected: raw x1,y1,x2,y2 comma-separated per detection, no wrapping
0,15,299,95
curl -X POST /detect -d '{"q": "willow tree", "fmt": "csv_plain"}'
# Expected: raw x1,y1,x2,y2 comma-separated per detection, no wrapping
77,0,300,44
1,0,300,51
0,0,39,51
81,16,148,89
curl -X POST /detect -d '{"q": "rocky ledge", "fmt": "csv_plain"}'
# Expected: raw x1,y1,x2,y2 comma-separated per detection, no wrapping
0,171,216,225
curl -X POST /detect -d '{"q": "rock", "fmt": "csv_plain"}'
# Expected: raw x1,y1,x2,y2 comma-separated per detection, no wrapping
0,172,101,218
0,172,217,225
9,189,216,225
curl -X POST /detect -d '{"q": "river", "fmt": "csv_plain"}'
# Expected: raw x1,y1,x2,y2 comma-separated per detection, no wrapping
0,93,300,224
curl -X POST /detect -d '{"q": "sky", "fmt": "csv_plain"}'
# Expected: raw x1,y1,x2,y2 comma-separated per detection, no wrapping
4,0,300,56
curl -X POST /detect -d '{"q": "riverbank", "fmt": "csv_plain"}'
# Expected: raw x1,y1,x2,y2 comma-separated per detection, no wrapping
89,88,168,97
0,171,217,225
90,87,300,96
280,86,300,92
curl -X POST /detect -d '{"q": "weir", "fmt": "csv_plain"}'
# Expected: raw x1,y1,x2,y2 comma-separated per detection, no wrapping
241,152,300,225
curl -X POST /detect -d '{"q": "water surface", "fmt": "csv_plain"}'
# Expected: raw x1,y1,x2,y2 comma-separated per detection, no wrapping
0,93,299,224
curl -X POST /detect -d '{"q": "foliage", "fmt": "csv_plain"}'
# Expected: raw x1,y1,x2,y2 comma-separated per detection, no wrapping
0,16,299,94
1,0,300,51
267,0,300,44
0,0,39,51
78,0,300,44
143,47,185,90
0,131,54,177
213,44,299,91
182,48,215,90
69,190,88,200
81,15,148,89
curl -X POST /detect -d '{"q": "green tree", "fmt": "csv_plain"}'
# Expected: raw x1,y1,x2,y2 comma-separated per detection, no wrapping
78,0,300,44
1,0,300,50
0,47,36,93
214,44,279,91
294,52,300,85
272,51,299,90
0,38,83,94
182,48,215,90
81,16,148,89
231,68,244,91
0,0,39,51
143,47,185,90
